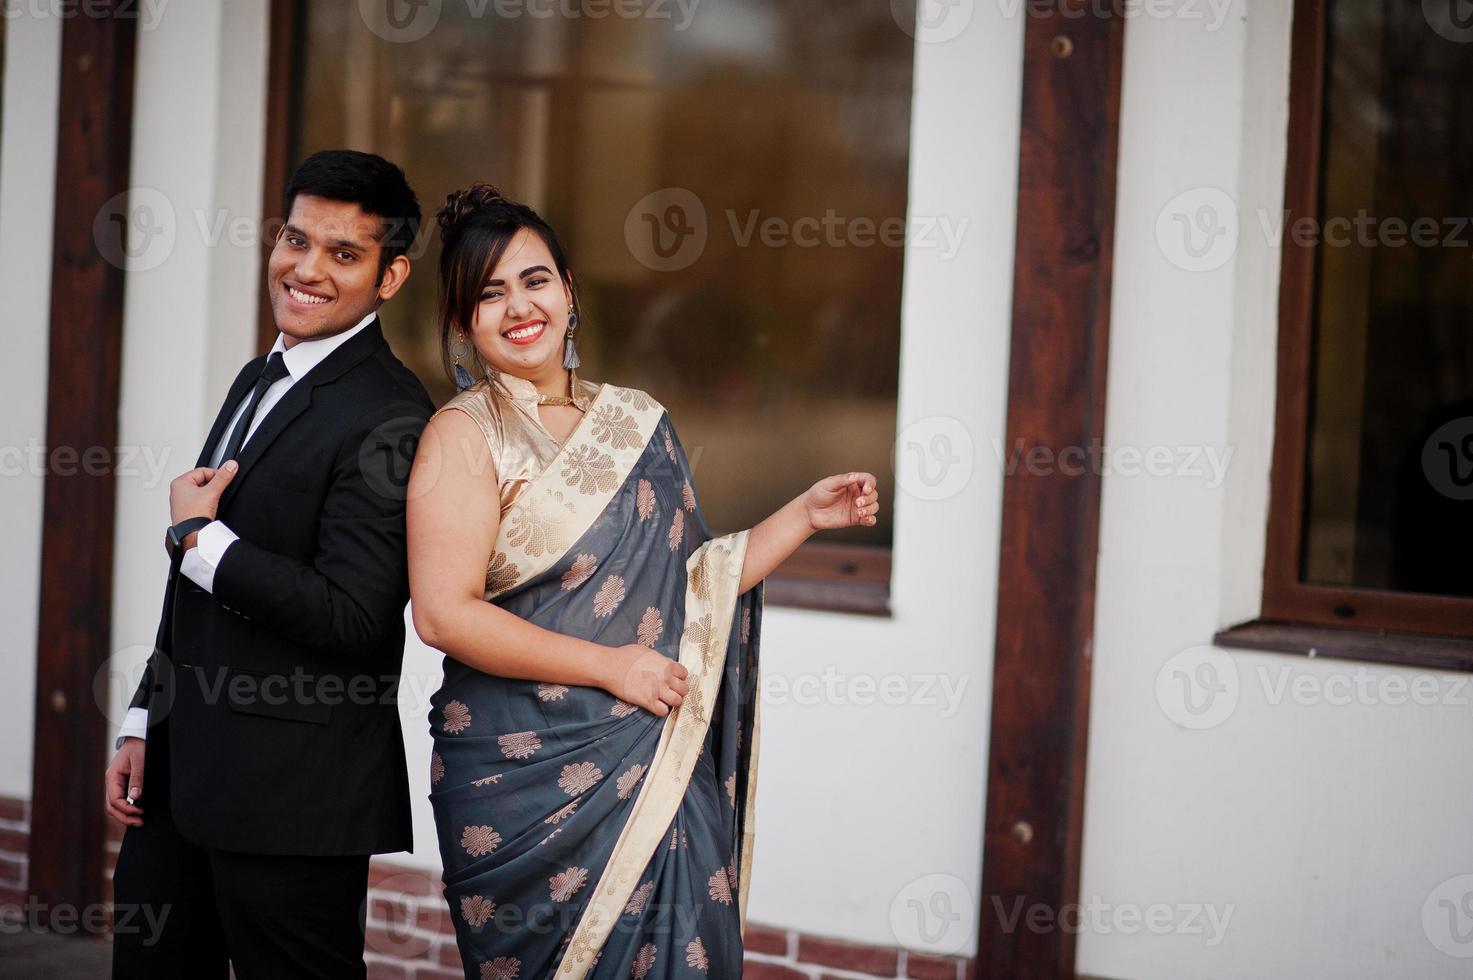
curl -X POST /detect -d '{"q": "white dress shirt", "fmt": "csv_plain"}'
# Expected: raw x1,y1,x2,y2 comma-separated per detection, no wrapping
117,312,377,746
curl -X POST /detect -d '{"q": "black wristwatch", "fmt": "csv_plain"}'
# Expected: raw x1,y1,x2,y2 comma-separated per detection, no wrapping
167,516,213,560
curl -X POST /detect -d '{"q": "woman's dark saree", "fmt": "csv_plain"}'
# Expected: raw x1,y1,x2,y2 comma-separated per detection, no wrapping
429,382,764,979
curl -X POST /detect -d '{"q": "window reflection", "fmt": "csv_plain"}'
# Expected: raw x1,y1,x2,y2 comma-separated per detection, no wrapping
290,1,914,547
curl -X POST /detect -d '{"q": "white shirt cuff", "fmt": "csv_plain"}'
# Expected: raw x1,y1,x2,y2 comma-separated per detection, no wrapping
180,520,239,593
116,705,149,749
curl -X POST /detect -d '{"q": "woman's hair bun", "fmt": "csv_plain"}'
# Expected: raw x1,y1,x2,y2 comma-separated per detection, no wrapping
437,183,513,236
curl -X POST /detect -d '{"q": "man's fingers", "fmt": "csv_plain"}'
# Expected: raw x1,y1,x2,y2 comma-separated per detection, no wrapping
209,460,239,490
106,800,143,828
128,754,144,803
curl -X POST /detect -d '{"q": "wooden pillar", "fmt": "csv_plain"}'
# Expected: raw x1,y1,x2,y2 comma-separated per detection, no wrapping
977,3,1124,977
29,3,137,914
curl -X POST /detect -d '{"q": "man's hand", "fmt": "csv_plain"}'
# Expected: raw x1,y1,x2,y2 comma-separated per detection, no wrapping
168,461,239,548
106,738,146,828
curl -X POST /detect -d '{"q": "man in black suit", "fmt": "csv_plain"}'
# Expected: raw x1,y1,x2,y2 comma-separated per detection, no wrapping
105,149,435,978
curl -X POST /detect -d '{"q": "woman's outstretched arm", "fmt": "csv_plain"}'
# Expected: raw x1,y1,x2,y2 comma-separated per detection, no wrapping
738,471,879,593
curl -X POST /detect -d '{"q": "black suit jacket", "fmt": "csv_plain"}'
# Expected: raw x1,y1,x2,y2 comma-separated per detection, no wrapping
130,317,433,856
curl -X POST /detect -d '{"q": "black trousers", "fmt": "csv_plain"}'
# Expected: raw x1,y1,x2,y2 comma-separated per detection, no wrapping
111,721,370,979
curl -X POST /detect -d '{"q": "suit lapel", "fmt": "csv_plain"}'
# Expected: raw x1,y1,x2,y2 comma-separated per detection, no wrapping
216,317,388,514
196,359,265,468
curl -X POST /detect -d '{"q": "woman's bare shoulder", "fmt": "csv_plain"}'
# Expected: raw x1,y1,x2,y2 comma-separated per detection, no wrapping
425,383,501,470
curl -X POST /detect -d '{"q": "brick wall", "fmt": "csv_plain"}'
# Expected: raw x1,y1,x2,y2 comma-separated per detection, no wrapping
0,798,27,913
3,798,975,978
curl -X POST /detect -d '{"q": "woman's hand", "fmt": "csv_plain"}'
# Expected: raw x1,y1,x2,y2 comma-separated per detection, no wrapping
803,471,880,531
605,644,689,716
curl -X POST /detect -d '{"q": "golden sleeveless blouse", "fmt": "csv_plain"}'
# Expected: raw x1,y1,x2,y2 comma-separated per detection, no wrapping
432,365,603,516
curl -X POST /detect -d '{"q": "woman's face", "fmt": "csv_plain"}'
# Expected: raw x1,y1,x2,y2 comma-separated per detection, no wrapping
469,227,574,380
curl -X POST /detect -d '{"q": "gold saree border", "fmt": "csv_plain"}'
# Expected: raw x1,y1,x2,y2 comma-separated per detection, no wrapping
486,384,665,601
555,529,751,979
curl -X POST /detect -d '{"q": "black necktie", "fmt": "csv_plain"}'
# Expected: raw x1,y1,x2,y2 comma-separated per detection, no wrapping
217,352,289,466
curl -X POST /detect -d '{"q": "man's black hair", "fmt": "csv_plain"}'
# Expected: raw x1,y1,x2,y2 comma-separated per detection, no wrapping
283,149,422,282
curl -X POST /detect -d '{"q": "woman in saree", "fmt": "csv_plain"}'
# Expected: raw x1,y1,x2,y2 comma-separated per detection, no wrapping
406,184,880,979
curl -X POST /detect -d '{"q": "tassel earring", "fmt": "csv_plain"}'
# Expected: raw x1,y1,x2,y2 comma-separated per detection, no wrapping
563,307,581,369
451,333,476,390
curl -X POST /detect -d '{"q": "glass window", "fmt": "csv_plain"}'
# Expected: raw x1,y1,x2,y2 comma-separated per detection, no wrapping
285,1,915,556
1300,0,1473,599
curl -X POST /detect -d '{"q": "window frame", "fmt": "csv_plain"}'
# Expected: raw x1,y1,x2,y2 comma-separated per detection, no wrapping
1216,0,1473,669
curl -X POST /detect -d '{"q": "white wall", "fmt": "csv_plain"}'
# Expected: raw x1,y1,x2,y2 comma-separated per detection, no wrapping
0,11,61,800
1079,2,1473,978
107,1,269,744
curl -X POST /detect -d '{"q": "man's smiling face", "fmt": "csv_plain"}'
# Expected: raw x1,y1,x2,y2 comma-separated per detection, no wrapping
266,194,408,346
